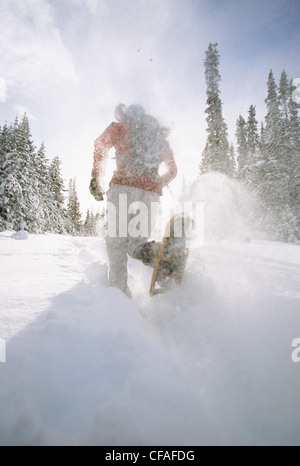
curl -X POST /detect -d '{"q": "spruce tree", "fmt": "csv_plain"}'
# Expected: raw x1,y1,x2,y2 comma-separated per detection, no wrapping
236,115,248,180
200,43,231,176
67,178,82,235
0,123,15,230
83,209,98,236
245,105,264,195
228,143,236,178
33,143,51,233
0,114,46,232
48,156,67,234
260,122,266,147
232,70,299,243
288,79,300,236
0,114,85,235
83,210,92,236
0,117,29,231
279,70,289,120
16,115,40,232
247,105,260,157
261,70,297,241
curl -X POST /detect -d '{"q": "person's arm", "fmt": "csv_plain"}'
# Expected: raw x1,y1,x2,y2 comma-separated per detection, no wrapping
160,139,178,188
90,123,116,201
92,123,116,177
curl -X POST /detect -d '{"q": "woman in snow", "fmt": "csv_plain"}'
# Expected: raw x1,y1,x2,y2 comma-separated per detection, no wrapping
89,103,178,297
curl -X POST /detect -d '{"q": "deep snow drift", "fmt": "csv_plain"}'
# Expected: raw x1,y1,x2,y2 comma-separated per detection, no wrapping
0,173,300,446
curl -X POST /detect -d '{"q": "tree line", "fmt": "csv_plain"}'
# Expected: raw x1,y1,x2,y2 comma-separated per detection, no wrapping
200,43,300,242
0,115,99,236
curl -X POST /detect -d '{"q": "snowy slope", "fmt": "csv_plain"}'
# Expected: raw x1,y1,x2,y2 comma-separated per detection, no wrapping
0,232,215,446
0,174,300,446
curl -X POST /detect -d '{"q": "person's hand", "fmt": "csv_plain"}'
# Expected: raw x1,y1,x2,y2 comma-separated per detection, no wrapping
89,176,105,201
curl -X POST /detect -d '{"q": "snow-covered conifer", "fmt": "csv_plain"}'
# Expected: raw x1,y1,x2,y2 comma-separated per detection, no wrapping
200,43,231,176
67,178,82,235
236,115,248,180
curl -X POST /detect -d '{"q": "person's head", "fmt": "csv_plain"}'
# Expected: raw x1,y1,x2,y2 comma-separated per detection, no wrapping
125,104,145,121
115,103,145,123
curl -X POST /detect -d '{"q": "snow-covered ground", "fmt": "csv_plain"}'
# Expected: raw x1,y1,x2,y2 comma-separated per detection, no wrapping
0,174,300,446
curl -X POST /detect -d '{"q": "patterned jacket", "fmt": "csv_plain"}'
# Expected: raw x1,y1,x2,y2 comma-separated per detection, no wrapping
92,122,177,196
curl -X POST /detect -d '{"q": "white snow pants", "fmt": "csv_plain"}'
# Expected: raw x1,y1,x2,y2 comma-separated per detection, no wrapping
105,184,159,295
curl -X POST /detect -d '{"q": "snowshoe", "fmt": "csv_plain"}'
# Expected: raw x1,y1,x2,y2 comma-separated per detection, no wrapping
149,213,190,296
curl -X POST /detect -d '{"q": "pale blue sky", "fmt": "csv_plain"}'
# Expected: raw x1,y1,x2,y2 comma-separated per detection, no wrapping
0,0,299,211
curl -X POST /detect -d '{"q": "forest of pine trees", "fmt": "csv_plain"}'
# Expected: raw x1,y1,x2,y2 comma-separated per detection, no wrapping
201,43,300,243
0,114,98,236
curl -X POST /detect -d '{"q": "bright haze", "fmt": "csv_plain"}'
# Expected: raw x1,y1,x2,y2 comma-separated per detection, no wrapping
0,0,299,213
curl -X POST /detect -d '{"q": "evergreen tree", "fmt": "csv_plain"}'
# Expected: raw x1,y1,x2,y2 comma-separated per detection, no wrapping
234,70,299,243
288,79,300,235
236,115,248,180
245,105,264,195
16,114,41,232
0,117,29,231
83,209,92,236
260,122,266,147
67,178,82,235
264,70,282,149
278,70,289,120
83,209,98,236
200,43,231,176
0,116,48,232
278,70,293,172
260,70,297,241
48,156,68,234
0,123,14,161
33,143,51,232
228,143,237,178
0,123,15,230
247,105,260,157
0,114,83,236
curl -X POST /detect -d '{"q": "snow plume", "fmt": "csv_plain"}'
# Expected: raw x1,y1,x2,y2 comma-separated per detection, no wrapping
136,173,300,446
185,172,260,244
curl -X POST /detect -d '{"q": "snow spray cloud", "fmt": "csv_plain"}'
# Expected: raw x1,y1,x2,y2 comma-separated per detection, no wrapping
0,338,6,363
97,194,204,249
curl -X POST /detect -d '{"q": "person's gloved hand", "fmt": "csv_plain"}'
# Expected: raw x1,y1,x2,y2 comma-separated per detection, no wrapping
89,176,105,201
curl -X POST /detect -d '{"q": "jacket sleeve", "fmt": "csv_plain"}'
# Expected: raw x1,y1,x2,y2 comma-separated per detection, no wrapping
160,139,178,188
92,123,116,177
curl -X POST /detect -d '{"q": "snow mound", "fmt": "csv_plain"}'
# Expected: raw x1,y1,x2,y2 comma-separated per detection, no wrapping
0,277,215,446
11,230,29,241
